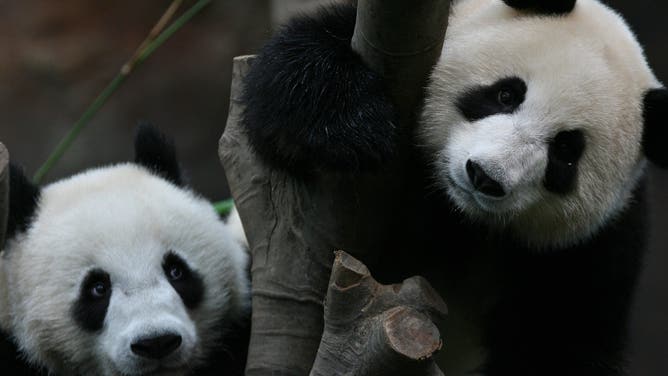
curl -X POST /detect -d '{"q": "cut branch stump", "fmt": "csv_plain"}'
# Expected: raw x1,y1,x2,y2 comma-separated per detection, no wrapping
310,251,446,376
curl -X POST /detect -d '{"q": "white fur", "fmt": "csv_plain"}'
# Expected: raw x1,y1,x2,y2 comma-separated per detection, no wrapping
0,164,249,375
226,208,248,249
421,0,661,248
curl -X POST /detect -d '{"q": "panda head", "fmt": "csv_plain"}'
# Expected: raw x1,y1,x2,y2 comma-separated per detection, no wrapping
0,124,249,375
421,0,668,248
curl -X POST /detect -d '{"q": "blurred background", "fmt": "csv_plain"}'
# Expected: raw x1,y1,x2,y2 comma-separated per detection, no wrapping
0,0,665,373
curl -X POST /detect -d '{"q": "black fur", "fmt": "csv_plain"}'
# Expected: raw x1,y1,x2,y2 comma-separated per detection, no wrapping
241,2,398,176
134,122,184,186
0,330,46,375
457,77,527,122
544,129,586,194
480,184,647,375
72,269,112,332
503,0,577,15
162,252,205,310
191,312,250,376
642,88,668,168
5,164,40,245
381,176,648,376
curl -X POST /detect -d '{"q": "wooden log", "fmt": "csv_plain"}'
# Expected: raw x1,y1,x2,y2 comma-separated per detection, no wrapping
271,0,324,26
221,55,333,375
219,1,449,374
0,143,8,248
352,0,449,124
221,55,397,375
310,251,446,376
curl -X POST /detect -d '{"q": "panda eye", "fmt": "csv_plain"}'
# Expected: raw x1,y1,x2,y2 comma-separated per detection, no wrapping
74,269,112,332
82,272,111,300
162,252,205,309
90,282,109,298
168,265,183,281
550,130,586,164
457,77,527,122
497,88,516,107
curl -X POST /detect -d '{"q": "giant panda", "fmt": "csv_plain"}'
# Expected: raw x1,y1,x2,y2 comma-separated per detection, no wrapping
240,0,667,374
0,124,250,375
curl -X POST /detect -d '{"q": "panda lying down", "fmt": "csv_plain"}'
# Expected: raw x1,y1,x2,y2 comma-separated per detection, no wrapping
0,124,250,375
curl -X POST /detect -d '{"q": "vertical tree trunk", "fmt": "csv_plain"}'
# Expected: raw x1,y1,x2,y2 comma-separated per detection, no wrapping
271,0,325,26
352,0,449,124
0,143,9,248
220,1,449,374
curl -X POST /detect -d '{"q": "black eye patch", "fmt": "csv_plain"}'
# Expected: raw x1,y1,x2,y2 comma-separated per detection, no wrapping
72,268,112,332
544,129,586,194
162,252,204,310
456,77,528,122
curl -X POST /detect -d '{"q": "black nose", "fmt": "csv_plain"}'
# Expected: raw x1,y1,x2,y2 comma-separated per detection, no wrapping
466,160,506,197
131,334,182,359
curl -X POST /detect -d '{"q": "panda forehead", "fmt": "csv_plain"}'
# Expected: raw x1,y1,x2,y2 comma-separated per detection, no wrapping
23,164,221,270
446,0,656,89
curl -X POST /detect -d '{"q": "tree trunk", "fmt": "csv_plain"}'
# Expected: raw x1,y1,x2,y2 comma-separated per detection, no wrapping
271,0,325,26
219,1,449,374
352,0,449,124
0,143,8,248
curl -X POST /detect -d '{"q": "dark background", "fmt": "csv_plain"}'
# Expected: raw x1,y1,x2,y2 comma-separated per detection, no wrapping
0,0,665,374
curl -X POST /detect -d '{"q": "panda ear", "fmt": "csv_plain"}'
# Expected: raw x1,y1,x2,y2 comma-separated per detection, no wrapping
134,122,184,186
502,0,577,15
643,88,668,168
6,164,41,243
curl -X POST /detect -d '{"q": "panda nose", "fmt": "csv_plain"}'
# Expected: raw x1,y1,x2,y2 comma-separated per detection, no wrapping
466,160,506,197
131,333,182,359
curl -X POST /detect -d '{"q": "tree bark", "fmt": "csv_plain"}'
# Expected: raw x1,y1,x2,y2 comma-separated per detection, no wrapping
271,0,325,27
310,251,446,376
352,0,449,124
219,1,449,374
0,143,8,248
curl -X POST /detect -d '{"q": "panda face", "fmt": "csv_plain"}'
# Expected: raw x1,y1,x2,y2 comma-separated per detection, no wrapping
0,164,249,375
421,0,660,248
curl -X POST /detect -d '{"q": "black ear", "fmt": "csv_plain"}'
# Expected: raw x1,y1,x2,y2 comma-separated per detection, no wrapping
502,0,577,15
6,164,41,242
643,88,668,168
134,123,184,186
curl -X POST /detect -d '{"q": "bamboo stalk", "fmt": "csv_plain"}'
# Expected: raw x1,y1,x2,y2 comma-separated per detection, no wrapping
33,0,212,184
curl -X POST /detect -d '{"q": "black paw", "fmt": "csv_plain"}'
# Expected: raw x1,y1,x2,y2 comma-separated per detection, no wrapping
241,2,398,176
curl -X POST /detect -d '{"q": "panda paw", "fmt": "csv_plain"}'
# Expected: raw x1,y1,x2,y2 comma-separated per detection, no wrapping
240,2,398,177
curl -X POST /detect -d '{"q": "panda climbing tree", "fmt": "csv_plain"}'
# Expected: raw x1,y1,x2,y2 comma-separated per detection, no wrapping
223,0,668,375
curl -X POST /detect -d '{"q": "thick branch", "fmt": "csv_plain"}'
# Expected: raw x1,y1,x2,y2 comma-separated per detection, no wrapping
221,56,331,375
310,251,446,376
220,1,450,374
0,143,8,248
352,0,449,124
